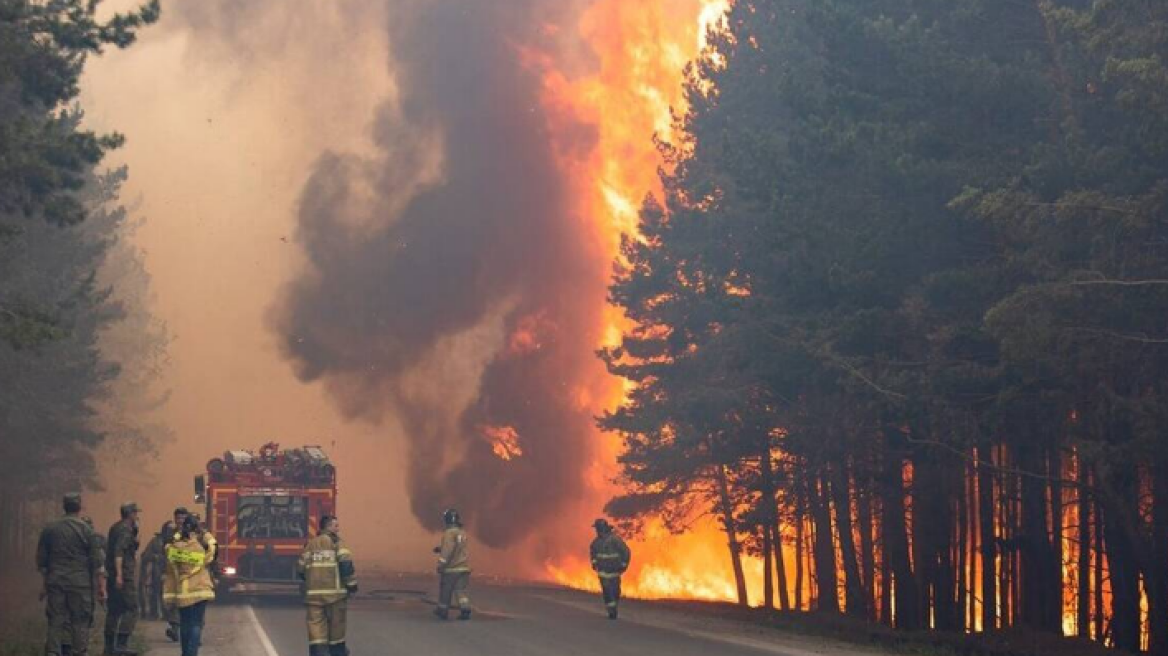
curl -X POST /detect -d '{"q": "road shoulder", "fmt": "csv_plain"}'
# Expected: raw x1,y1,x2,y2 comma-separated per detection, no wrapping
140,603,275,656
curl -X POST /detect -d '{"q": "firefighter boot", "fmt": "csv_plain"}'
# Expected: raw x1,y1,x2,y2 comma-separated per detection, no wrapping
328,643,349,656
608,606,618,620
309,644,330,656
166,624,179,643
103,632,116,656
458,609,471,621
433,607,449,621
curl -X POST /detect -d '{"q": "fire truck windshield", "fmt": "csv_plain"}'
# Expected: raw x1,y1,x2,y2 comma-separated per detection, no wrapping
237,495,308,540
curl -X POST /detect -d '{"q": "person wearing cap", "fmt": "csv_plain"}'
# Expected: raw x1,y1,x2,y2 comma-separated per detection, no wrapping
37,493,107,656
163,514,216,656
589,518,631,619
104,502,141,655
298,515,357,656
433,508,471,621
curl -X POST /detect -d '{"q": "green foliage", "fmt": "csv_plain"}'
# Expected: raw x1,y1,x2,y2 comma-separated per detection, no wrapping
603,0,1168,639
0,0,159,226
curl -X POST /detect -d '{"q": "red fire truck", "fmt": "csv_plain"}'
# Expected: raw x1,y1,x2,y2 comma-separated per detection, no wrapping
193,443,337,588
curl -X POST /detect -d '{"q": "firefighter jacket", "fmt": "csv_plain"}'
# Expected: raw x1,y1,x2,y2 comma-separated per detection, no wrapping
298,533,355,606
37,515,105,589
590,533,631,578
436,526,471,574
163,535,215,609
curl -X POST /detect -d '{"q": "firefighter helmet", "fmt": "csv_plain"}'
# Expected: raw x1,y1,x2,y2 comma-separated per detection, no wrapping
443,508,461,527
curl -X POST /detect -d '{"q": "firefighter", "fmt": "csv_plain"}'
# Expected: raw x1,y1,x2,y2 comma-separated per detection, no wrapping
104,502,141,656
138,521,171,620
163,514,216,656
298,515,357,656
433,508,471,621
37,493,107,656
589,518,631,619
166,508,216,641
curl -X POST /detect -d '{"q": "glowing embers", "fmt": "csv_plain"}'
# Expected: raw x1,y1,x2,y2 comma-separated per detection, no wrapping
482,424,524,462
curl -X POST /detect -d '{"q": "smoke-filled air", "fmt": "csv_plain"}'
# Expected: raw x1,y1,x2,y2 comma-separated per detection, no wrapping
7,1,1168,655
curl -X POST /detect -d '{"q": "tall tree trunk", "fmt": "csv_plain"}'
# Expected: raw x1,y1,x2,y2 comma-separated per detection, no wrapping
715,463,749,607
795,470,806,612
1077,459,1092,638
831,460,868,618
881,434,920,629
957,462,969,631
1047,448,1064,634
916,453,958,631
1000,445,1015,627
1094,497,1105,642
1148,463,1168,656
763,522,775,610
979,445,998,631
1102,465,1141,652
760,448,790,610
774,522,791,611
1018,440,1060,633
857,472,877,621
810,470,839,613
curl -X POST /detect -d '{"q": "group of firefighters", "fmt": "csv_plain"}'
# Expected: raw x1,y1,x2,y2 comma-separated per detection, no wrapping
36,493,633,656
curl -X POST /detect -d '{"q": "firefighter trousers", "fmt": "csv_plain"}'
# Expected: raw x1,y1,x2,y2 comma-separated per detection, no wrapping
306,600,347,656
599,575,622,610
437,572,470,611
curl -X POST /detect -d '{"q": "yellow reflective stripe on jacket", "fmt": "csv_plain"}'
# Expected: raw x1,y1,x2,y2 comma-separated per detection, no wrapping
594,553,622,559
167,549,205,565
598,571,622,579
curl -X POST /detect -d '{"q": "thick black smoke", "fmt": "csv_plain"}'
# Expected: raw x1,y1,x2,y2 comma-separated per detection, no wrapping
276,1,607,547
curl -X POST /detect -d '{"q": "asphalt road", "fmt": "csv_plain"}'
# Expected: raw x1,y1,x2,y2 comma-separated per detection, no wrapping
205,576,885,656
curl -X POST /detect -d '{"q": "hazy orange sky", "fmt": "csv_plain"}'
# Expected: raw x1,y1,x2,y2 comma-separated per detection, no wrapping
79,0,447,568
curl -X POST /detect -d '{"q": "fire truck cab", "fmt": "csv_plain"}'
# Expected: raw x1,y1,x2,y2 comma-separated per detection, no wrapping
194,443,336,588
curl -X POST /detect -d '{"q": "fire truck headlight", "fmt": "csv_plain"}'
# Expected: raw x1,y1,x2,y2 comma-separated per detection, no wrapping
224,566,237,576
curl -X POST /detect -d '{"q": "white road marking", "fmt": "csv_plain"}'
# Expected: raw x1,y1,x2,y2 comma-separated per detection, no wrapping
246,604,281,656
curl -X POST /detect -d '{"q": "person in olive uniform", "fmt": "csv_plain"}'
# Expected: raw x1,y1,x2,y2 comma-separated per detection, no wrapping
138,521,171,621
37,493,107,656
589,518,631,619
433,509,471,621
104,502,141,656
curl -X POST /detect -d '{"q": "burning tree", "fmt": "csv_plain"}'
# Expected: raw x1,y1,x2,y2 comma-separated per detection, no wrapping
603,0,1168,652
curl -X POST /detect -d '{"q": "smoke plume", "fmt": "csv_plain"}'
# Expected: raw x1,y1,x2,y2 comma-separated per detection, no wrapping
276,1,609,548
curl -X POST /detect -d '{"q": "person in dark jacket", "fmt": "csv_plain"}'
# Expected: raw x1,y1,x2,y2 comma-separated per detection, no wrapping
589,518,631,619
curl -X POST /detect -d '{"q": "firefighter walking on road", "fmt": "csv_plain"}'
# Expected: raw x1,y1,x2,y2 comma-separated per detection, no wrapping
166,508,216,642
105,502,142,655
37,493,107,656
433,508,471,621
590,518,631,620
163,514,216,656
298,515,357,656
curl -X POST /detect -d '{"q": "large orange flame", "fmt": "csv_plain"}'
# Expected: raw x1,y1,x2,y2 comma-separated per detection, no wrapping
531,0,761,603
